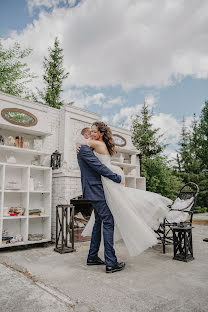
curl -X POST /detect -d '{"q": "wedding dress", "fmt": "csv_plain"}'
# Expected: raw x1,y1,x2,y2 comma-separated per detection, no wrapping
82,151,172,257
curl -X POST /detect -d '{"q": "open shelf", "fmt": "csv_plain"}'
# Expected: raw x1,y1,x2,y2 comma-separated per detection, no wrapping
29,192,51,217
111,161,138,168
0,144,50,156
0,123,51,137
115,147,139,155
3,216,27,220
110,148,145,190
29,215,50,218
136,177,146,190
125,176,136,188
30,168,51,192
2,218,27,244
0,163,52,248
4,166,28,191
29,218,51,241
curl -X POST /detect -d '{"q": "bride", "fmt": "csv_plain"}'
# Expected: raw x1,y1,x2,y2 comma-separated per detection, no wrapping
78,121,172,257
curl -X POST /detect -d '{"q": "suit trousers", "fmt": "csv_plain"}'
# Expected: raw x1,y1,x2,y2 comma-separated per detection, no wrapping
88,200,117,266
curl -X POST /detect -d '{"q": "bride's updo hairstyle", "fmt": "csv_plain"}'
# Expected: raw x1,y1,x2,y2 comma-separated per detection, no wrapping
92,121,116,156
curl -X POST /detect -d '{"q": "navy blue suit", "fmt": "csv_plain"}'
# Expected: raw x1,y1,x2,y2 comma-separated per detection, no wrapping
77,145,121,265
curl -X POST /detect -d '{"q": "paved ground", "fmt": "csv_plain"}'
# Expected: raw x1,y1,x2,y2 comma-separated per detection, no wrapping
0,215,208,312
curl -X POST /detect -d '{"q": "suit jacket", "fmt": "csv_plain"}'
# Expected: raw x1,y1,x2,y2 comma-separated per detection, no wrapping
77,145,121,201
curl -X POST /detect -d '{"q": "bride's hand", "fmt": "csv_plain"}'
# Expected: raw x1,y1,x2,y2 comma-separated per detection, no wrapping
76,145,81,153
120,177,125,185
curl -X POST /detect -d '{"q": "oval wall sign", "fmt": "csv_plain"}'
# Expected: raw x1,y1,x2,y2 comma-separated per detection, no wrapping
1,108,38,127
112,134,127,147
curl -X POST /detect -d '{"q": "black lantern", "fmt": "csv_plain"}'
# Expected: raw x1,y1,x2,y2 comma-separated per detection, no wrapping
173,224,194,262
51,150,61,169
54,204,76,254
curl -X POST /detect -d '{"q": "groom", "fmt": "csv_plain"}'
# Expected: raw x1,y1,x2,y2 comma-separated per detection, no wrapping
77,142,125,273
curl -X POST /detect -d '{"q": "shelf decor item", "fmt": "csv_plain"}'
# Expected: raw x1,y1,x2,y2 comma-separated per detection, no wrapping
31,156,40,166
15,136,24,148
0,135,4,145
8,207,25,216
8,136,16,146
51,150,61,169
6,154,16,164
5,180,20,189
28,233,44,241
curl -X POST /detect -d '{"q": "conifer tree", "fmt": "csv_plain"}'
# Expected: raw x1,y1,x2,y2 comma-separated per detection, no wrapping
198,101,208,167
131,102,181,199
0,38,36,97
131,102,164,157
176,114,208,211
39,37,69,108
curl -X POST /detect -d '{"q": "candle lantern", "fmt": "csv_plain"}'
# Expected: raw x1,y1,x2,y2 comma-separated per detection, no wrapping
51,150,61,169
173,224,194,262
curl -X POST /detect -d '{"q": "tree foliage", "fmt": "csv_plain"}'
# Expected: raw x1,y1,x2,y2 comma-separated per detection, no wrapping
142,156,182,200
175,107,208,210
131,102,165,157
0,38,36,97
131,102,181,199
38,37,69,108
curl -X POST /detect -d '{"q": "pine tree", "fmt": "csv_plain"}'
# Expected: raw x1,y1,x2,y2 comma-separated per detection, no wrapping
39,37,69,108
175,114,208,211
176,118,192,177
142,156,182,200
131,102,181,199
131,102,164,157
198,101,208,167
0,38,36,97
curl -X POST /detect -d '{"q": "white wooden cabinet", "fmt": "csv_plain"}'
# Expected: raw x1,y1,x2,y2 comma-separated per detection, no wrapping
0,163,52,248
112,147,146,190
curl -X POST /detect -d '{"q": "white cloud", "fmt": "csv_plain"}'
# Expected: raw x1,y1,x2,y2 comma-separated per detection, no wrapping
4,0,208,90
112,104,143,127
104,96,125,108
145,94,158,108
111,104,186,159
62,89,105,108
152,113,181,145
62,88,125,109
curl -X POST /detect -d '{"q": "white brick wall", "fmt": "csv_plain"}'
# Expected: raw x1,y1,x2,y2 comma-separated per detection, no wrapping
0,92,140,241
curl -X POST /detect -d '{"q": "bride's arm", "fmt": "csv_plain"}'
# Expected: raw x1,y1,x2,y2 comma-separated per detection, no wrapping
75,135,89,147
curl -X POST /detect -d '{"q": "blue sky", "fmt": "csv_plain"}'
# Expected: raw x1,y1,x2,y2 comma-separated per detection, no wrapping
1,0,208,159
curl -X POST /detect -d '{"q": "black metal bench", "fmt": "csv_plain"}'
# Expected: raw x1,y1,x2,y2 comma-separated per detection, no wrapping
155,182,199,254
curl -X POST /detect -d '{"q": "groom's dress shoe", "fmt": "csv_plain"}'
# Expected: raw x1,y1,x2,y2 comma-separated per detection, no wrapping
87,257,105,266
106,262,125,273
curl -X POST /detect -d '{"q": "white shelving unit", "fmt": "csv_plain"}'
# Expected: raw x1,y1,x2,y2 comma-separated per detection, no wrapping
0,123,52,166
112,147,146,190
0,162,52,248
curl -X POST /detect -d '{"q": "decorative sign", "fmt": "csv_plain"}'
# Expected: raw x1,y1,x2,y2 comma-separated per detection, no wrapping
112,134,127,147
1,108,38,127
